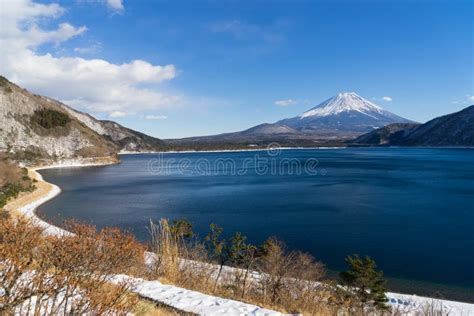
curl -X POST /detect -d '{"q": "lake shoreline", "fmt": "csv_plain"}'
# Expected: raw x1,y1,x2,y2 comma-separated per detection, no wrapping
118,145,474,156
119,146,348,155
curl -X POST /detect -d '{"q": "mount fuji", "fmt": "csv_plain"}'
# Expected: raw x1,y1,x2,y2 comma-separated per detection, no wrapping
277,92,414,136
167,92,415,147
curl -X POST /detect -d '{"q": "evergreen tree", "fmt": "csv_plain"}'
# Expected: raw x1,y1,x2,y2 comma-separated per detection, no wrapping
169,219,194,239
339,254,388,310
205,223,228,291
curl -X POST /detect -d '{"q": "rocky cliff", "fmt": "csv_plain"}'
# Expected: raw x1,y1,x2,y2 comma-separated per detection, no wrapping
0,76,165,164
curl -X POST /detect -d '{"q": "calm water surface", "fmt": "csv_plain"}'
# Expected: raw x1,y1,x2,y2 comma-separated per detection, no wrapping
38,148,474,301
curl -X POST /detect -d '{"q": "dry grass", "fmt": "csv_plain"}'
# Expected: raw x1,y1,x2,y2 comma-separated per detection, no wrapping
0,160,28,188
133,298,196,316
1,170,412,315
1,213,452,315
147,219,355,315
0,216,146,315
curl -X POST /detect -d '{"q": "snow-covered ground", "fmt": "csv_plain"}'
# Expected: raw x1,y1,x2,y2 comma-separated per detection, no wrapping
144,252,474,316
10,164,474,316
386,292,474,316
112,275,281,316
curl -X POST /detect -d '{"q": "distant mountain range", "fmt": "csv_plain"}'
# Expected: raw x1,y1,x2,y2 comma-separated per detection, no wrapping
1,75,473,163
167,92,415,147
351,105,474,147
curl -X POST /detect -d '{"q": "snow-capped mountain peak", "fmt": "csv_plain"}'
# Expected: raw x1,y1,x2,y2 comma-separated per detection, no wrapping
275,92,413,135
299,92,385,118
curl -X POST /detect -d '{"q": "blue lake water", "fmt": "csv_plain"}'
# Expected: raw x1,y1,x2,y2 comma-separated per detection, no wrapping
38,148,474,301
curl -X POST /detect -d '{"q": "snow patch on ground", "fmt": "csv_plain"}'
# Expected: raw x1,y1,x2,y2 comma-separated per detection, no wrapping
144,252,474,316
386,292,474,316
112,275,281,316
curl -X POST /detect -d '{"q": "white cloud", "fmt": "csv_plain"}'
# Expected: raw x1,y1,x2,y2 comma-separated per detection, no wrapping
452,95,474,106
78,0,124,13
105,0,124,12
274,99,297,106
144,114,168,120
210,19,283,44
74,41,102,54
109,111,127,118
381,96,393,102
0,0,178,117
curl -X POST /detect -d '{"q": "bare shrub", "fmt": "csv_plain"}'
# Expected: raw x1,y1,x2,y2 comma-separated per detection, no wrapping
148,219,394,315
389,298,452,316
0,217,145,315
148,222,334,314
0,217,47,314
251,237,331,313
256,237,296,306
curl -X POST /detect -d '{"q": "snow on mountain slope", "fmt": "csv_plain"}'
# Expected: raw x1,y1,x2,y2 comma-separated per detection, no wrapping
51,97,167,152
168,92,415,147
0,76,116,160
300,92,395,119
57,100,108,136
241,123,299,135
0,76,166,158
277,92,414,136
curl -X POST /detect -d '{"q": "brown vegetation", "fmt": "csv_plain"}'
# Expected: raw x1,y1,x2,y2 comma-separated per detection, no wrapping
0,156,32,188
0,156,35,209
0,217,145,315
147,219,390,315
1,212,453,315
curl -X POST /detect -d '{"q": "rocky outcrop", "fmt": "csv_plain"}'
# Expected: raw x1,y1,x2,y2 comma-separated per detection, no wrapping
0,76,166,163
0,76,116,162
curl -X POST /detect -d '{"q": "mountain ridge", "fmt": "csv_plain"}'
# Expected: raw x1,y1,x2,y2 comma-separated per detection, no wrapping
2,76,471,157
0,76,166,163
351,105,474,147
168,92,415,147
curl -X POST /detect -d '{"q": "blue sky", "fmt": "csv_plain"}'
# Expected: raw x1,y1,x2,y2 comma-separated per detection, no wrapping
1,0,473,138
